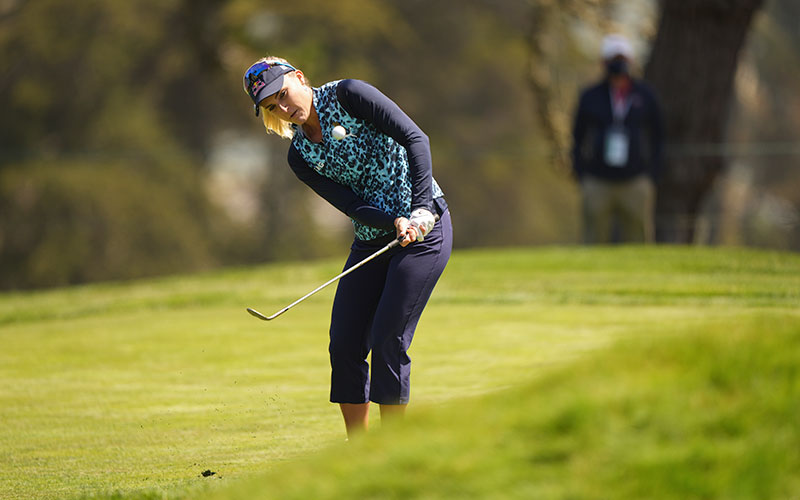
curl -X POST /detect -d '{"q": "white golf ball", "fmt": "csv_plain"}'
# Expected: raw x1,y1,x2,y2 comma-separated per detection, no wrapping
331,125,347,140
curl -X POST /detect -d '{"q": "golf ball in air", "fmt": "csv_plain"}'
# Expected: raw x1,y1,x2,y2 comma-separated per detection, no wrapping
332,125,347,140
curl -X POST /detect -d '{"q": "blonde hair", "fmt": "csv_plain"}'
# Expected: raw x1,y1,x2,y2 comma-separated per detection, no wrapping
254,56,307,140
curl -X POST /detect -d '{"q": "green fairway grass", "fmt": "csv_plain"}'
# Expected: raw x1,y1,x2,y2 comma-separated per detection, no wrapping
0,246,798,499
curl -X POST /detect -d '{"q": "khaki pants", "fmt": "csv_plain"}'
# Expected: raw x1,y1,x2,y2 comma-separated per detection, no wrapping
581,174,655,244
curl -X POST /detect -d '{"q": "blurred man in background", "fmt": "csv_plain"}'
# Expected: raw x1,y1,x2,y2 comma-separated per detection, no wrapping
571,34,664,244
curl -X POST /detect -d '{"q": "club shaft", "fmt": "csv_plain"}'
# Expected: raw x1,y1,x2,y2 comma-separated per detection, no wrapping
248,212,439,321
264,237,401,320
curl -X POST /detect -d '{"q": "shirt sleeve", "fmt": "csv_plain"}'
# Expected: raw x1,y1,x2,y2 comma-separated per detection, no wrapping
287,144,396,231
336,79,435,213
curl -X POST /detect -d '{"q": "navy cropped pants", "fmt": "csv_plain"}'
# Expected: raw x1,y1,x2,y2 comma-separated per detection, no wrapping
328,209,452,405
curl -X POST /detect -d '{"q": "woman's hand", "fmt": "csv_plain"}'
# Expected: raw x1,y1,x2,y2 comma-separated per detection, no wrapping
394,217,419,247
409,209,436,241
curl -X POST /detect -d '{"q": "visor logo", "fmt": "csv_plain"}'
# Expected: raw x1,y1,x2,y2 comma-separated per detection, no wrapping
250,79,266,96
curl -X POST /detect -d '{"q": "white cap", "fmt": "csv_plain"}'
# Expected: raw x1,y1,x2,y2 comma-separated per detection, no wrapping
601,34,634,60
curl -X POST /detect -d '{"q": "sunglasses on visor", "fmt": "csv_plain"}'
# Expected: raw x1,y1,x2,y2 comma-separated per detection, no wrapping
243,61,296,115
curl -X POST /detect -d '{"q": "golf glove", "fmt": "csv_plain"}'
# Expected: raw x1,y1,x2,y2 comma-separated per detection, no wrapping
409,208,436,242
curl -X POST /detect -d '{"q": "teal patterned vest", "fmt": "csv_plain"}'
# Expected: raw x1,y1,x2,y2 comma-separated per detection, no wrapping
291,81,444,241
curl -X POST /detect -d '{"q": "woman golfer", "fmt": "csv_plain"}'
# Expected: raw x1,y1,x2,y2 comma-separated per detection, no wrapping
243,57,452,437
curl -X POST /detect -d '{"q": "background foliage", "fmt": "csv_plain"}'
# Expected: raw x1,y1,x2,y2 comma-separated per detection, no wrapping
0,0,797,288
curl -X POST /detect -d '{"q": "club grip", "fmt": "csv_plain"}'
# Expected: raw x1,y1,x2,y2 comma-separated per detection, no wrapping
393,211,440,246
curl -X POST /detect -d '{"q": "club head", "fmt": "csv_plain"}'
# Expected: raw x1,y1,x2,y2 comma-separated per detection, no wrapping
246,307,271,321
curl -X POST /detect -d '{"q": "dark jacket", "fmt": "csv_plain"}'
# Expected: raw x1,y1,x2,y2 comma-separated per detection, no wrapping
571,79,663,182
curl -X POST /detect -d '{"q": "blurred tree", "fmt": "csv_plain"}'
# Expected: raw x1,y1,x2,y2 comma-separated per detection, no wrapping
726,0,800,249
0,162,215,288
0,0,231,288
526,0,615,173
645,0,765,243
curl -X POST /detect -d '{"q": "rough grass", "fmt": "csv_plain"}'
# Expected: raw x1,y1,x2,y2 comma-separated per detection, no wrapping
0,245,798,499
214,314,800,500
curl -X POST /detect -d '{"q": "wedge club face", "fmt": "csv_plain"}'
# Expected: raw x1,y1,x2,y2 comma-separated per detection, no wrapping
247,307,275,321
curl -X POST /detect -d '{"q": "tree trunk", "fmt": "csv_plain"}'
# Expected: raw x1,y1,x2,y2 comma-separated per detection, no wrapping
644,0,764,243
526,0,614,174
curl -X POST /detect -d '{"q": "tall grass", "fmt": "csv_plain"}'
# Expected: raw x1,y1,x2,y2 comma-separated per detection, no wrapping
215,314,800,500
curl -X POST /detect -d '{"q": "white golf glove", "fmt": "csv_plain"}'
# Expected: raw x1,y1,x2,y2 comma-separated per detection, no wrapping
409,208,436,242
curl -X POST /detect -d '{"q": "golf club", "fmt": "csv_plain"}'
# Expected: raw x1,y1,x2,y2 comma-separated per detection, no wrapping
247,214,438,321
